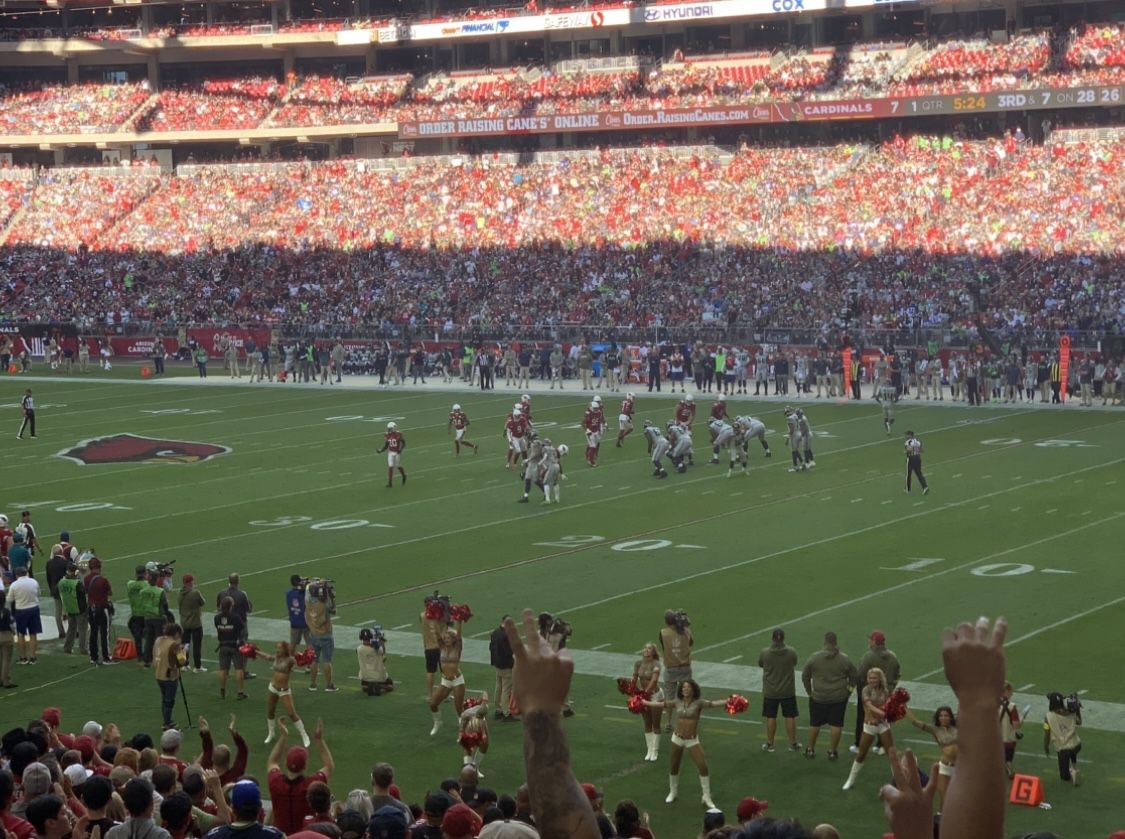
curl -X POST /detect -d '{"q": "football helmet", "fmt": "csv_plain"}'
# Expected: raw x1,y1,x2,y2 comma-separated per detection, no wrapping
627,392,635,400
0,514,7,527
685,394,694,402
452,403,461,412
643,419,654,428
387,422,397,430
557,444,569,456
593,395,602,404
521,394,530,402
590,401,599,410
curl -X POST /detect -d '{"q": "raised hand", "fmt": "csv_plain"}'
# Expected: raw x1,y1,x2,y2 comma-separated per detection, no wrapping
942,616,1007,707
880,747,938,839
503,609,574,716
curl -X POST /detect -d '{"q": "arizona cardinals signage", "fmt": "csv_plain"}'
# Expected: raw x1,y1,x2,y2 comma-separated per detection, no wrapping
58,434,232,465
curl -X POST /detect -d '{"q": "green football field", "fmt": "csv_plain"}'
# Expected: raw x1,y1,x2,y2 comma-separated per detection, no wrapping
2,367,1124,838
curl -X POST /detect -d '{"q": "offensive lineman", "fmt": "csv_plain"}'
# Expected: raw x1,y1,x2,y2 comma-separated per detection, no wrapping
643,421,670,479
708,418,741,477
667,421,694,472
708,398,730,462
734,415,772,463
616,392,636,447
784,407,806,472
448,404,479,456
796,409,816,469
377,422,407,488
538,441,568,504
519,431,545,503
875,378,898,435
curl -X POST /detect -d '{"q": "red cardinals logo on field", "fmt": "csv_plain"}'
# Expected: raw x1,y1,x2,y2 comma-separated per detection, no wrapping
58,434,231,465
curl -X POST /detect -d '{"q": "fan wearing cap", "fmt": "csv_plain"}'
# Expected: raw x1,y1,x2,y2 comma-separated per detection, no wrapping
266,718,333,835
377,423,407,488
83,556,114,666
448,404,479,457
852,631,900,755
206,781,282,839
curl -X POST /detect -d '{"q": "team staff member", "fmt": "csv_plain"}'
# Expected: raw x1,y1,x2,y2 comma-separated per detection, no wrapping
214,597,247,701
758,629,799,753
853,630,900,753
17,389,36,439
58,562,88,655
126,566,148,653
801,631,857,761
377,422,407,488
659,610,693,733
489,617,515,722
904,431,929,495
177,575,206,673
83,556,113,665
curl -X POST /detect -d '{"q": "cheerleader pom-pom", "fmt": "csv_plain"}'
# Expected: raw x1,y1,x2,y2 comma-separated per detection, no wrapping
238,643,259,660
293,648,315,667
882,688,912,723
627,695,648,715
463,696,485,710
423,601,445,621
617,677,638,696
458,732,482,750
725,694,749,716
450,604,473,623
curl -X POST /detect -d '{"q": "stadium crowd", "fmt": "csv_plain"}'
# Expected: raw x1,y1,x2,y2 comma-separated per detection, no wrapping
1,25,1123,136
0,138,1121,335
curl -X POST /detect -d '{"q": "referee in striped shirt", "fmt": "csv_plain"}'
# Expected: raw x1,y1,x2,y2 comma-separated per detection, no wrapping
17,388,36,439
904,431,928,494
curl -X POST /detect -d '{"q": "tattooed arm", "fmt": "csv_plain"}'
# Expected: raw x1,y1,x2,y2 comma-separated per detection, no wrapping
505,610,600,839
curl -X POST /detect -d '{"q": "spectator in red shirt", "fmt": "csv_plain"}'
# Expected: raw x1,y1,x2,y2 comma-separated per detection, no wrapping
158,730,188,780
0,768,37,839
265,719,333,835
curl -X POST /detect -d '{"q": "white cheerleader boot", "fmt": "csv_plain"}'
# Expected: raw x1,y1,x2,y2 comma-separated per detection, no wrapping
700,776,716,809
665,775,678,803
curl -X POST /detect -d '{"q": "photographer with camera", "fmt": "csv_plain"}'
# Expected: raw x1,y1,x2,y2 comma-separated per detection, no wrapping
305,579,337,693
357,627,393,697
659,610,693,733
1044,692,1083,786
139,563,174,667
286,576,310,650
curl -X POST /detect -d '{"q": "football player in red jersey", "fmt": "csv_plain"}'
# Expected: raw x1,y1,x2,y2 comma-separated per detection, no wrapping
583,400,604,466
616,392,636,447
674,393,697,431
447,403,478,457
504,410,529,469
377,422,407,488
519,393,533,425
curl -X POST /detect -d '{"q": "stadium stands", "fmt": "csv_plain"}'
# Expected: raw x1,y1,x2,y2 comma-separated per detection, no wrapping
0,140,1120,336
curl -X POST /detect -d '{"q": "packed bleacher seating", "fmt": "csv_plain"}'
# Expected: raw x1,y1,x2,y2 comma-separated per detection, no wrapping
133,79,285,133
0,138,1121,336
0,82,151,136
3,24,1125,137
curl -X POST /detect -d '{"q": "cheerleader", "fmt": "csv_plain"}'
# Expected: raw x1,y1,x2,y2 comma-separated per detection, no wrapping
905,705,957,810
429,623,465,735
631,643,663,761
458,692,490,777
843,667,894,790
643,680,723,808
260,641,311,748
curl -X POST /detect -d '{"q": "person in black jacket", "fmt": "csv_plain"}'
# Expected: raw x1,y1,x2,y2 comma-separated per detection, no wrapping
489,617,516,721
